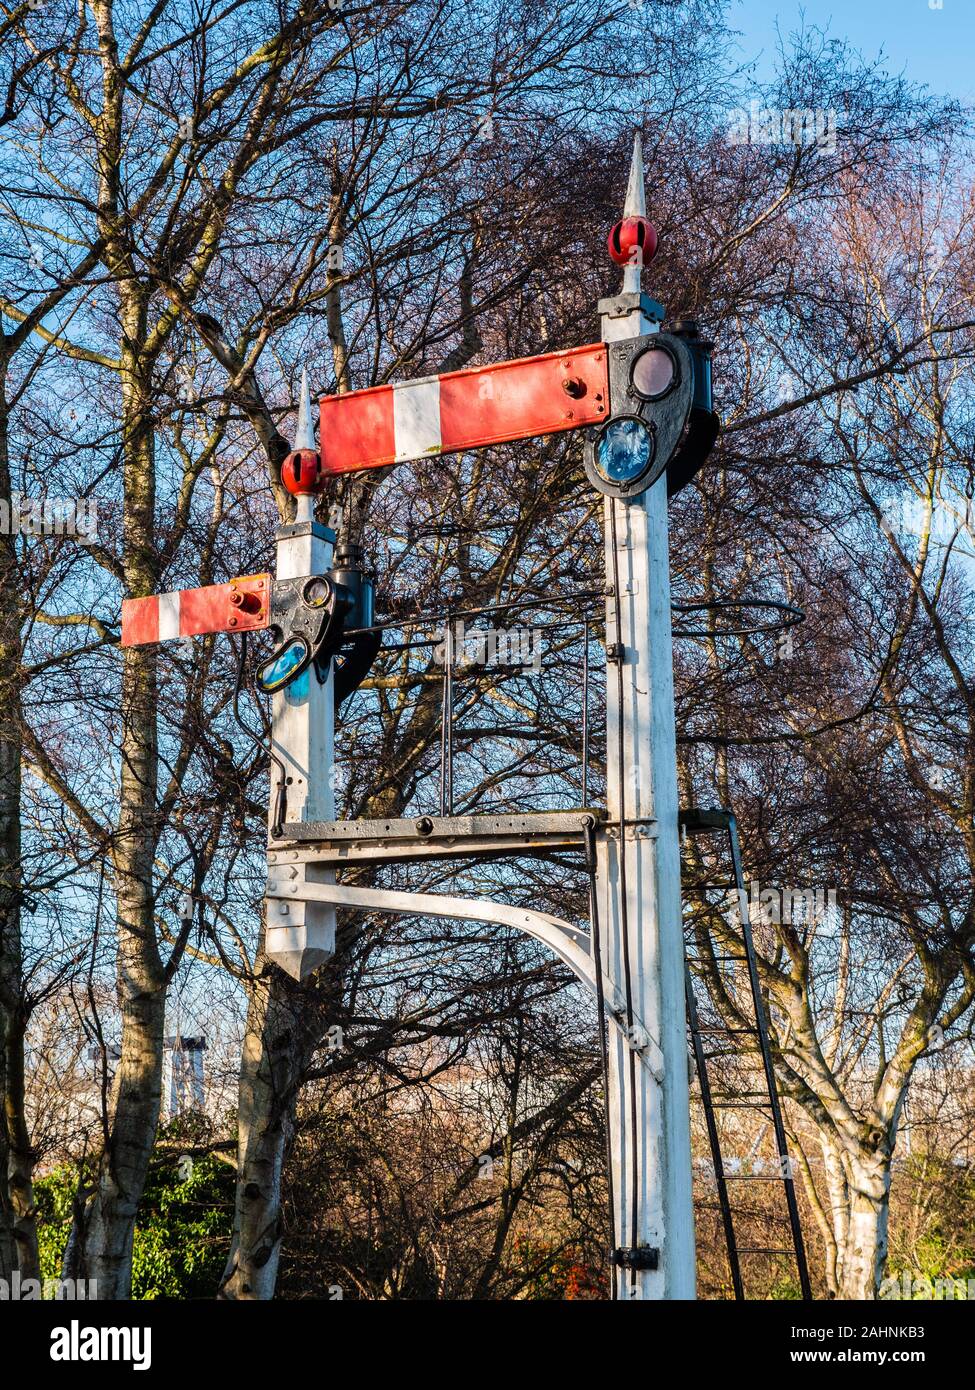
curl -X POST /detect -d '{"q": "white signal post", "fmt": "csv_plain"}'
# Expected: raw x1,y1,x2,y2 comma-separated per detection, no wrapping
263,368,337,978
598,135,696,1297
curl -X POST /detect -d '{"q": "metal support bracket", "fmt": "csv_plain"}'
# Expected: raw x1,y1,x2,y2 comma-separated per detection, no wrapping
616,1014,653,1054
269,810,610,866
603,819,659,843
264,876,665,1080
597,292,664,326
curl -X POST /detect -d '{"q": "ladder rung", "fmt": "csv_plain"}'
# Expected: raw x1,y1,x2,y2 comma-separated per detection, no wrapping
723,1174,788,1182
711,1101,773,1109
710,1091,771,1100
687,955,750,963
692,1026,758,1034
679,808,733,833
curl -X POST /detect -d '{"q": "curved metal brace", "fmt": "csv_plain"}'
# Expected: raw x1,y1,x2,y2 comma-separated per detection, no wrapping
266,879,664,1078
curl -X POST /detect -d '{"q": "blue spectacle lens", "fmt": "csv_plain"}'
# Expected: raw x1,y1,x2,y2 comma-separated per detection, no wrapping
258,638,309,693
595,417,654,485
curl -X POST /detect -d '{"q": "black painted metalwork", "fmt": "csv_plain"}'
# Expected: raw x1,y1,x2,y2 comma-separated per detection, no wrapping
684,952,744,1300
680,805,812,1301
612,1246,660,1271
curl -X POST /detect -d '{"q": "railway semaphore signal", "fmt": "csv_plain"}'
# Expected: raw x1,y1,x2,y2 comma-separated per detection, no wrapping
119,132,731,1299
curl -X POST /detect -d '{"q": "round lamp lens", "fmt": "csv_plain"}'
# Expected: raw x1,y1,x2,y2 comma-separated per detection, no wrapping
632,346,676,400
595,417,654,485
302,576,331,608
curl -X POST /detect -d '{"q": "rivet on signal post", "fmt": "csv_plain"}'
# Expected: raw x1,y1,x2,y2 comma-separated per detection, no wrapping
229,584,265,617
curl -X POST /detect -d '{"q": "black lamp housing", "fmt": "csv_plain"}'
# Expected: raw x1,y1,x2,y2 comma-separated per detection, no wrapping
583,324,719,501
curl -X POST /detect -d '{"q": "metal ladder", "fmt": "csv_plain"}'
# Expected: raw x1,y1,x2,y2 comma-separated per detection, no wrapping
679,806,811,1301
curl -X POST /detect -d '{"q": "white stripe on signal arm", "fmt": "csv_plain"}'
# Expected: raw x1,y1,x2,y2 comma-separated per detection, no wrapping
157,591,181,641
393,377,441,460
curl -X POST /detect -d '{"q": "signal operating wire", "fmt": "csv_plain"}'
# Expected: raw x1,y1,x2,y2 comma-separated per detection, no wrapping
584,816,618,1301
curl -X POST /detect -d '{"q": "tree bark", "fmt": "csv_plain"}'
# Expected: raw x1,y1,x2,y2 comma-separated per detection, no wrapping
219,948,325,1299
0,375,39,1282
836,1155,891,1300
820,1137,848,1296
817,1132,892,1299
65,303,168,1298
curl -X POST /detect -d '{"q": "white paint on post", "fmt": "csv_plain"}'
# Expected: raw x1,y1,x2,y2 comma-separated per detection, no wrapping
294,368,317,451
264,505,337,979
621,131,647,300
598,133,696,1299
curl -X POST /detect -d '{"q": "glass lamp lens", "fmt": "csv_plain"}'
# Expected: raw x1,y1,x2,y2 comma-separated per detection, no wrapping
259,638,308,693
632,346,675,399
302,576,331,608
595,418,654,484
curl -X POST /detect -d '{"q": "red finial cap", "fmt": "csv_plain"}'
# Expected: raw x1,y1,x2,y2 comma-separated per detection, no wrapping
607,215,658,268
281,448,323,496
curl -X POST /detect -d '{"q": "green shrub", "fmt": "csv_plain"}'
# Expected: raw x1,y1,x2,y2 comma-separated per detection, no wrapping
36,1133,234,1300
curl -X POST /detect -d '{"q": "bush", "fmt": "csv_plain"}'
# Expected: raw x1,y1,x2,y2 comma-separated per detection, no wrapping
36,1132,235,1299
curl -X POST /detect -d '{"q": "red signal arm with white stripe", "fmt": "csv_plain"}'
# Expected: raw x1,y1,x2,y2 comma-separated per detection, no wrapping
121,573,271,648
319,343,610,476
122,346,610,647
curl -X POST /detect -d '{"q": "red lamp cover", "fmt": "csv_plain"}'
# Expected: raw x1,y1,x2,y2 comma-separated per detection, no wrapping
282,448,323,496
607,216,658,267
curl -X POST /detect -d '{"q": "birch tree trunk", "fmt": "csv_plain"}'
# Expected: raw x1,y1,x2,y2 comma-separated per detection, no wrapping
219,948,326,1299
817,1132,893,1299
837,1156,891,1300
820,1137,849,1296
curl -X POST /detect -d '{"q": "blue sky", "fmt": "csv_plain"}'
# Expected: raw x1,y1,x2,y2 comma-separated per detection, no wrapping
729,0,975,103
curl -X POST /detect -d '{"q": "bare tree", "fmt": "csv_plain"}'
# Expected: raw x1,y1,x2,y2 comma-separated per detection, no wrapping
675,123,975,1296
5,0,973,1304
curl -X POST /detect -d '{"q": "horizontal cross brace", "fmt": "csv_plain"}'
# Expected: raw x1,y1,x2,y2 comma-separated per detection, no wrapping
268,809,609,865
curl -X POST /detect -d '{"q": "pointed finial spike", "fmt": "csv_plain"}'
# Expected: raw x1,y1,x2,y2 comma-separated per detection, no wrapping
601,131,662,340
623,131,646,220
294,367,316,451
